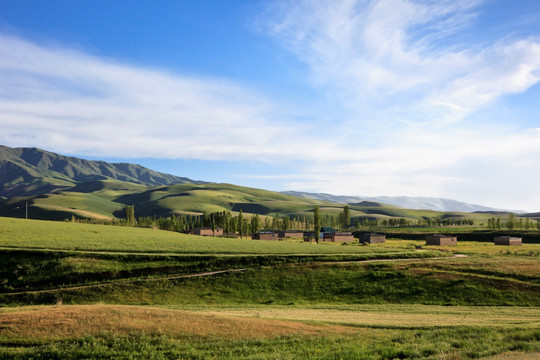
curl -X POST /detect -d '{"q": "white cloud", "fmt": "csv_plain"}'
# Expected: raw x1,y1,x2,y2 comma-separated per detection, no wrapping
2,0,540,211
264,0,540,127
0,33,326,161
260,0,540,211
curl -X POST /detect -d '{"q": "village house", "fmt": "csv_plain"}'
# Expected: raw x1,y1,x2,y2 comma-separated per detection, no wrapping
253,231,279,241
426,234,457,245
322,232,355,243
278,230,304,238
193,227,223,236
494,236,522,246
359,233,386,244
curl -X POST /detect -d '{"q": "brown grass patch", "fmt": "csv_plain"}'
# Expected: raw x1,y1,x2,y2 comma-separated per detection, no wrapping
205,306,540,329
0,305,356,341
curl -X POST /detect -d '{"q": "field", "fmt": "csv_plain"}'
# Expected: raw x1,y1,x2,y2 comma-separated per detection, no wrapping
0,217,539,359
2,177,508,225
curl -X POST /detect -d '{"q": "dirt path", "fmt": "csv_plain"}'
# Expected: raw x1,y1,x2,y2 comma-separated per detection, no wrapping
1,254,467,297
3,268,248,296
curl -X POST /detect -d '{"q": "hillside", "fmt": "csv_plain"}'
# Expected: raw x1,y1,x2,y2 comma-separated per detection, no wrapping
0,145,525,223
0,217,539,359
0,145,201,198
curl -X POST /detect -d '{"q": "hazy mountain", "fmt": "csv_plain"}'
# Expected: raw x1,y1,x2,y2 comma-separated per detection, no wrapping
282,191,517,213
0,145,202,198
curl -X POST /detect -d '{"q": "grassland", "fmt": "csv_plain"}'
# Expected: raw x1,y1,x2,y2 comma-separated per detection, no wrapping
0,217,539,359
2,176,509,225
1,305,539,359
0,217,428,255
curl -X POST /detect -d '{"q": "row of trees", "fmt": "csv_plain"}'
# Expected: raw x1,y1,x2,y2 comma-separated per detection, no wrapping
487,214,540,230
70,205,540,233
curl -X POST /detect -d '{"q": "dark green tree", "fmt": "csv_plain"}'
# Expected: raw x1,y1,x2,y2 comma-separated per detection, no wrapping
238,209,244,238
313,206,320,243
506,214,515,230
251,214,260,234
281,216,290,232
125,205,135,227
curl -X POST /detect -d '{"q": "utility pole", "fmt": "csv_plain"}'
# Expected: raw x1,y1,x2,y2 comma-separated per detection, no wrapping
26,201,28,220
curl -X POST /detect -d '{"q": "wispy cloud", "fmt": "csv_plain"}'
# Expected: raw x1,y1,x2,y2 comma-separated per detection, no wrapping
264,0,540,126
261,0,540,210
0,34,328,161
2,0,540,211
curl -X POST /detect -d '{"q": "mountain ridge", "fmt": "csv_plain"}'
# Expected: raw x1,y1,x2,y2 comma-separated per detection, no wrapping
281,190,522,213
0,145,203,198
0,146,530,218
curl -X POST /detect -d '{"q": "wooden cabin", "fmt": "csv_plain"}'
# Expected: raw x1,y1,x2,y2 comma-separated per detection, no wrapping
359,233,386,244
494,236,522,246
253,231,279,241
322,232,355,242
193,227,223,236
426,234,457,246
279,231,304,239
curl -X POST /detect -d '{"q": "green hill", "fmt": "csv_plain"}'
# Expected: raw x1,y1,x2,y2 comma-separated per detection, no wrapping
0,145,201,198
0,145,526,225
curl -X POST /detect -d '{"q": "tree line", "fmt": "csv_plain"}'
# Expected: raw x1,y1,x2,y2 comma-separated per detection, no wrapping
67,204,540,233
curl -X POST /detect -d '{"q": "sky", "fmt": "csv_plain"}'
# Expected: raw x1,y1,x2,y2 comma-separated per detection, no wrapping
1,0,540,211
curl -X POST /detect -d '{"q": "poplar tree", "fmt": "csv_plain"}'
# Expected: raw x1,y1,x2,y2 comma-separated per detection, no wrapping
282,216,290,232
506,214,515,230
251,214,260,234
343,205,350,229
238,209,244,238
125,205,135,227
313,206,320,243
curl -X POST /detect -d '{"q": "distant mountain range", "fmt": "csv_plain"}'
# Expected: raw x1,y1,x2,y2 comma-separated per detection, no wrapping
282,192,518,213
0,145,202,198
0,145,530,221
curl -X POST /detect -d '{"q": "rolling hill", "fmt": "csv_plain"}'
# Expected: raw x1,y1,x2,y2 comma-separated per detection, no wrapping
0,145,527,223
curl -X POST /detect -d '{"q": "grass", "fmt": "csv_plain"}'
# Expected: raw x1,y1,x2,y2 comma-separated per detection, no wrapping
0,217,421,255
2,257,538,307
0,248,438,294
204,304,540,328
1,216,539,358
4,176,519,223
381,238,540,257
0,305,539,359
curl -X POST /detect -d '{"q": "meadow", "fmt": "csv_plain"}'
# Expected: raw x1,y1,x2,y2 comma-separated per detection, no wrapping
0,217,539,359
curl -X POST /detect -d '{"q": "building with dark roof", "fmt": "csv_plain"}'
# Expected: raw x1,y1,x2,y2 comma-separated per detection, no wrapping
494,236,522,246
426,234,457,246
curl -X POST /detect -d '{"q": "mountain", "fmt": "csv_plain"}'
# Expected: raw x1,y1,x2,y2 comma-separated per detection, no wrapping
0,145,527,222
0,145,202,198
281,191,516,213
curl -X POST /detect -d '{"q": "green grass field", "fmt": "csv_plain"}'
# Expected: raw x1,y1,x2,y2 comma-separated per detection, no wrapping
0,217,539,359
3,177,512,226
0,217,427,255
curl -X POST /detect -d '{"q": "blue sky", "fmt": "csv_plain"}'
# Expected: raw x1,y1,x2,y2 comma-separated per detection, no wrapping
1,0,540,211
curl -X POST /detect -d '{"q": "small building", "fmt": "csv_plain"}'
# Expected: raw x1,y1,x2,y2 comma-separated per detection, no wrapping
426,234,457,246
253,231,279,241
279,231,304,238
494,236,522,246
322,232,355,242
359,233,386,244
193,227,223,236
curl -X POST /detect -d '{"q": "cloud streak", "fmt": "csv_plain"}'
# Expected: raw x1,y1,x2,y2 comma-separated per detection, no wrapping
261,0,540,210
2,1,540,211
0,34,328,161
264,0,540,126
